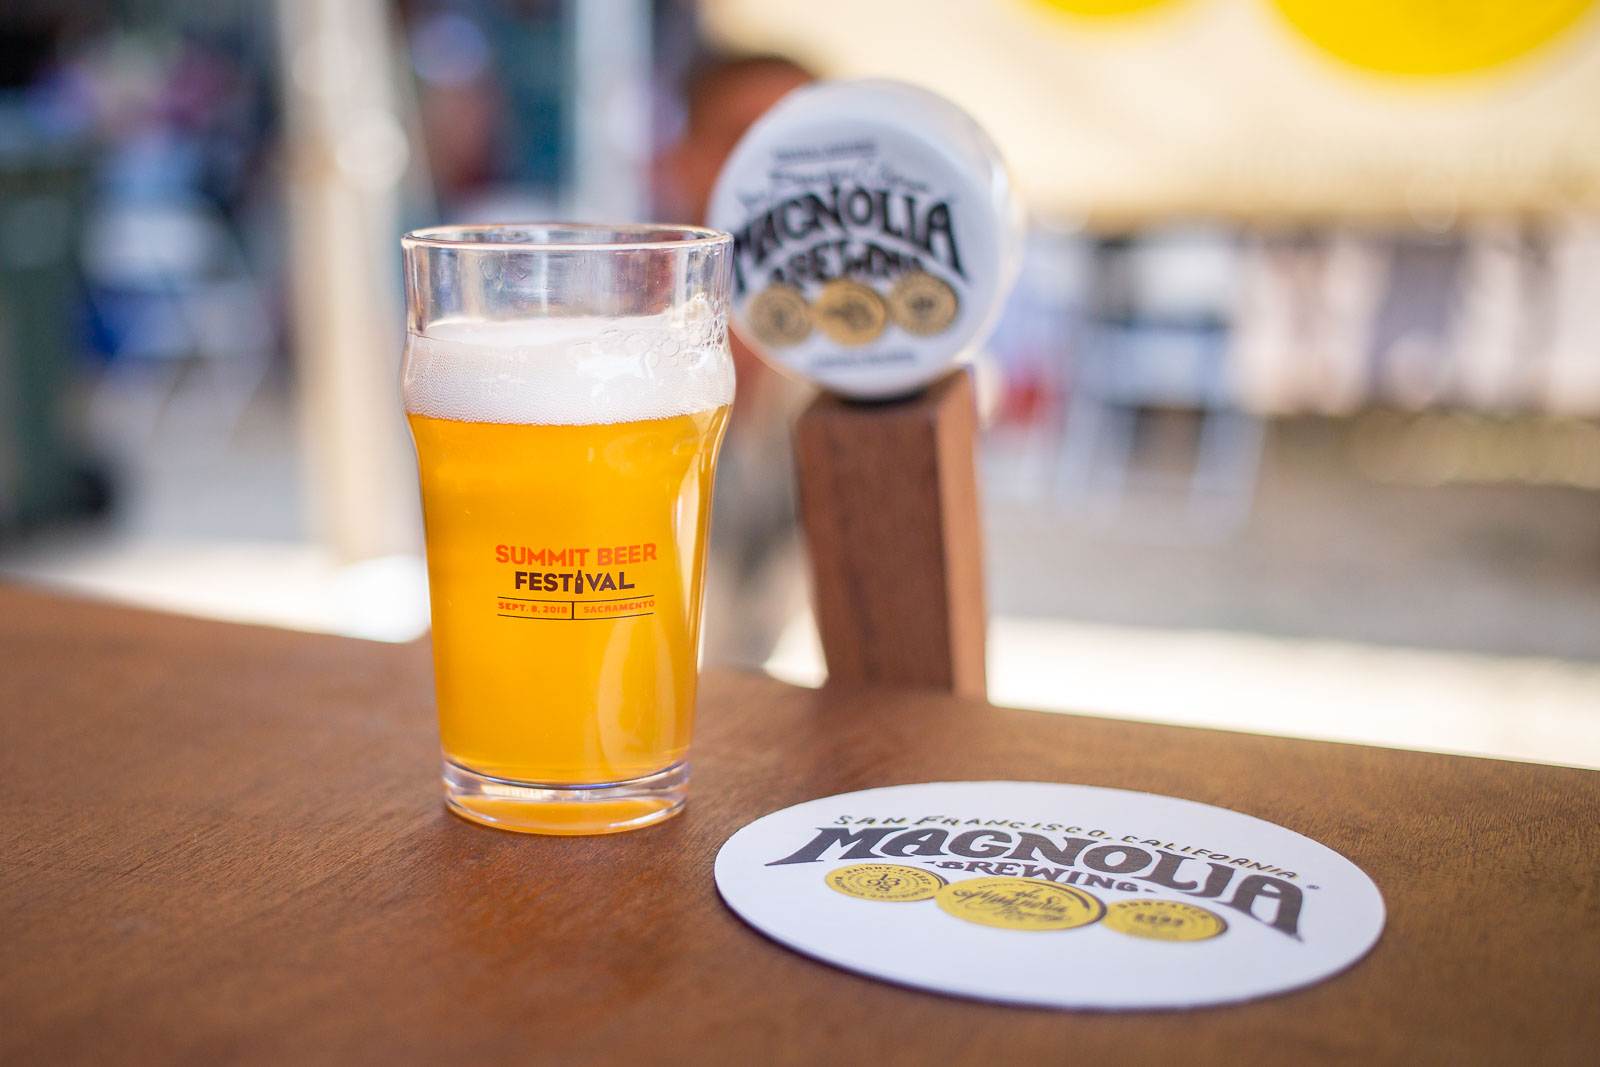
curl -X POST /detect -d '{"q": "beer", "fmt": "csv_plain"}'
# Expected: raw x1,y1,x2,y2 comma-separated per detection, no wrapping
399,224,735,836
407,401,728,784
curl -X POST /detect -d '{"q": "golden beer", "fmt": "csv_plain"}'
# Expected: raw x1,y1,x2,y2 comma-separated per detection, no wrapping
408,406,728,787
401,222,735,834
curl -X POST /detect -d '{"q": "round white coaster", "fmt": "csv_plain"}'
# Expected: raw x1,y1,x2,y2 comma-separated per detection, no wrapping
715,781,1385,1010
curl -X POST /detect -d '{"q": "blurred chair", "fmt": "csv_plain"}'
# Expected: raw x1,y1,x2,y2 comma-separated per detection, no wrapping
1055,228,1263,539
82,197,273,444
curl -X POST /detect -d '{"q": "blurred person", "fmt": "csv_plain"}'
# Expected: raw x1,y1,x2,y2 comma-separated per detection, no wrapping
406,5,502,208
400,1,567,221
660,53,813,668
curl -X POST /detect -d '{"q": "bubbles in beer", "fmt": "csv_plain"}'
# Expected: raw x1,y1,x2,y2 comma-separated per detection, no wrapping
403,313,733,425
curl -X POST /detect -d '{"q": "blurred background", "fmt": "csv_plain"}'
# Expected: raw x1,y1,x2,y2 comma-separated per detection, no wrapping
3,0,1599,768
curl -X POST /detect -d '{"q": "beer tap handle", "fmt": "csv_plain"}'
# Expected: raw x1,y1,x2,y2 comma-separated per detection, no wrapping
712,79,1019,699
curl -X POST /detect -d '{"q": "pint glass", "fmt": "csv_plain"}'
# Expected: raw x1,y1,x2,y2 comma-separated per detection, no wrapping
401,224,733,834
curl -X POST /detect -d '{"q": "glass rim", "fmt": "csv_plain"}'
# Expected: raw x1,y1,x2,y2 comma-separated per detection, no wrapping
402,222,731,253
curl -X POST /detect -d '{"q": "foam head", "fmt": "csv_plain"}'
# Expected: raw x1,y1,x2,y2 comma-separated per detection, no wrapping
403,314,734,426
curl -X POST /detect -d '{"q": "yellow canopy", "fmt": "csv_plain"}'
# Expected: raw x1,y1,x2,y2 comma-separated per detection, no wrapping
702,0,1600,223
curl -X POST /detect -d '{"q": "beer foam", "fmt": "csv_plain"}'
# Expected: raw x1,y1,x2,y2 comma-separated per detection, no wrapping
403,315,734,425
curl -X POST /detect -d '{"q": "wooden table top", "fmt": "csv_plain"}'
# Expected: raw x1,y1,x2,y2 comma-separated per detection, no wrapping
3,584,1597,1065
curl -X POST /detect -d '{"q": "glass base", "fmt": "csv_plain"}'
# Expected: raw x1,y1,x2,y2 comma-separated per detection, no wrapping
442,758,688,835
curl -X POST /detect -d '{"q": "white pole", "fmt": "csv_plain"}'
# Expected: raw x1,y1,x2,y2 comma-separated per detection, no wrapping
567,0,653,222
275,0,421,563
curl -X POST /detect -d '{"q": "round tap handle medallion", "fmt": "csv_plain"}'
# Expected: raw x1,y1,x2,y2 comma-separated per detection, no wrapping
709,79,1024,400
714,781,1386,1010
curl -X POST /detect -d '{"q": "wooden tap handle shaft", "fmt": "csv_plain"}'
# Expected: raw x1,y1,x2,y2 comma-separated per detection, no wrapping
792,370,987,697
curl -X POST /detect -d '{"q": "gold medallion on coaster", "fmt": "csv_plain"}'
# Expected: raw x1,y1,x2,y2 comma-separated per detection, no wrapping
887,271,960,336
826,863,946,902
746,284,813,347
935,877,1104,931
813,280,888,345
1103,899,1228,942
